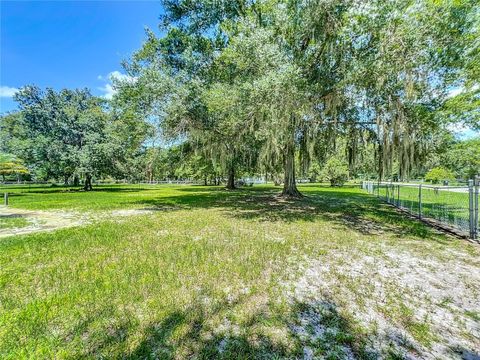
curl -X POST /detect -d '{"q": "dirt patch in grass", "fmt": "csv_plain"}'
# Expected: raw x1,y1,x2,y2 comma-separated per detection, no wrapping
288,241,480,359
0,207,162,238
0,214,31,230
0,207,88,238
109,209,154,217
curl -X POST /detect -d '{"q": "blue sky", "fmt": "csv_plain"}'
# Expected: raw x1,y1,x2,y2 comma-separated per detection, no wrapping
1,0,164,113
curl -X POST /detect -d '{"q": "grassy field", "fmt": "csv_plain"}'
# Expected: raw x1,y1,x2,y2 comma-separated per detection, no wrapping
375,184,472,234
0,184,479,359
0,215,30,230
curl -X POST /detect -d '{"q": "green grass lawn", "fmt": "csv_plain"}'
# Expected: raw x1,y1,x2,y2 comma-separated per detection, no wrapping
376,184,472,233
0,216,30,230
1,184,479,359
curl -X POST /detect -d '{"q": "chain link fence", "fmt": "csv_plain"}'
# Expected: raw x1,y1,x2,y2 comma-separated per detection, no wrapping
361,178,479,240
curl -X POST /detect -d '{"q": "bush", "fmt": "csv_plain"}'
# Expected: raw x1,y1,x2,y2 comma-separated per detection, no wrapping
0,153,29,182
307,162,322,183
425,167,455,184
321,158,349,187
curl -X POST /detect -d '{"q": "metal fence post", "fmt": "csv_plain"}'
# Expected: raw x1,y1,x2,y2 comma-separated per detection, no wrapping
390,182,394,205
474,176,479,240
469,179,475,239
392,183,395,205
418,184,422,219
4,193,8,206
397,184,400,207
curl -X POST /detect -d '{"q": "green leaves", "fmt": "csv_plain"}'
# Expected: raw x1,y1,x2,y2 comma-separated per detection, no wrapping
321,157,349,187
425,166,456,184
0,153,29,178
113,0,480,185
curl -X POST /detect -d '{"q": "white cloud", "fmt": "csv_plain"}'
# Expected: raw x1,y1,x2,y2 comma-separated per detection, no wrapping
97,84,116,100
109,71,136,83
0,86,19,98
446,122,469,133
97,71,136,100
447,87,463,98
446,122,480,140
447,84,479,98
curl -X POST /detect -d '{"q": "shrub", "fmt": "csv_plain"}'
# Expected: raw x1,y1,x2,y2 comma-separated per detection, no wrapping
0,153,29,182
307,162,322,183
321,158,349,186
425,167,455,184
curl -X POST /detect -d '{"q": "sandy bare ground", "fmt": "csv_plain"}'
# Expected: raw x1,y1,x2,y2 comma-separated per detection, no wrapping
288,243,480,359
0,207,154,238
0,207,88,238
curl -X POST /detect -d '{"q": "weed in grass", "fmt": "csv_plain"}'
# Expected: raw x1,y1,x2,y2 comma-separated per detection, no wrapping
464,310,480,322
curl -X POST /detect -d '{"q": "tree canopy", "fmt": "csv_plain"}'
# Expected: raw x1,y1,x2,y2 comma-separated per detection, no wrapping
113,0,479,195
1,0,479,192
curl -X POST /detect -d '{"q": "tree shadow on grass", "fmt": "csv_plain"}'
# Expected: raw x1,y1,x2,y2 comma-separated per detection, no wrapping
75,284,477,359
453,348,480,360
84,290,464,360
5,187,155,195
129,185,450,242
0,213,25,219
97,295,376,359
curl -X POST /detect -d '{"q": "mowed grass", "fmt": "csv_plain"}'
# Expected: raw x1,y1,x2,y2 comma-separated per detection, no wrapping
376,184,472,232
0,183,200,211
1,184,478,359
0,216,30,230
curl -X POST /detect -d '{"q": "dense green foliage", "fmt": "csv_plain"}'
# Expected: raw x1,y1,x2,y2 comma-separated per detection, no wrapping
1,87,151,189
0,153,29,181
424,167,456,184
0,0,478,191
440,138,480,180
116,0,479,193
321,158,349,187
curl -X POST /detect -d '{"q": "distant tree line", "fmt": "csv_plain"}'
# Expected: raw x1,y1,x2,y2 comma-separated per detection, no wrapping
1,0,479,193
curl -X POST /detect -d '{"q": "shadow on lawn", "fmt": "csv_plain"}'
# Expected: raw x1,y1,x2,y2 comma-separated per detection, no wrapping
96,295,382,360
131,185,448,242
87,291,472,360
5,186,154,195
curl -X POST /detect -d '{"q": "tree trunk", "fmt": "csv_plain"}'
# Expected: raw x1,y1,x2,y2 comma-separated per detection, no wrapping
281,142,302,197
377,143,383,182
73,175,80,187
204,177,208,186
226,165,235,190
84,173,93,191
64,174,70,186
